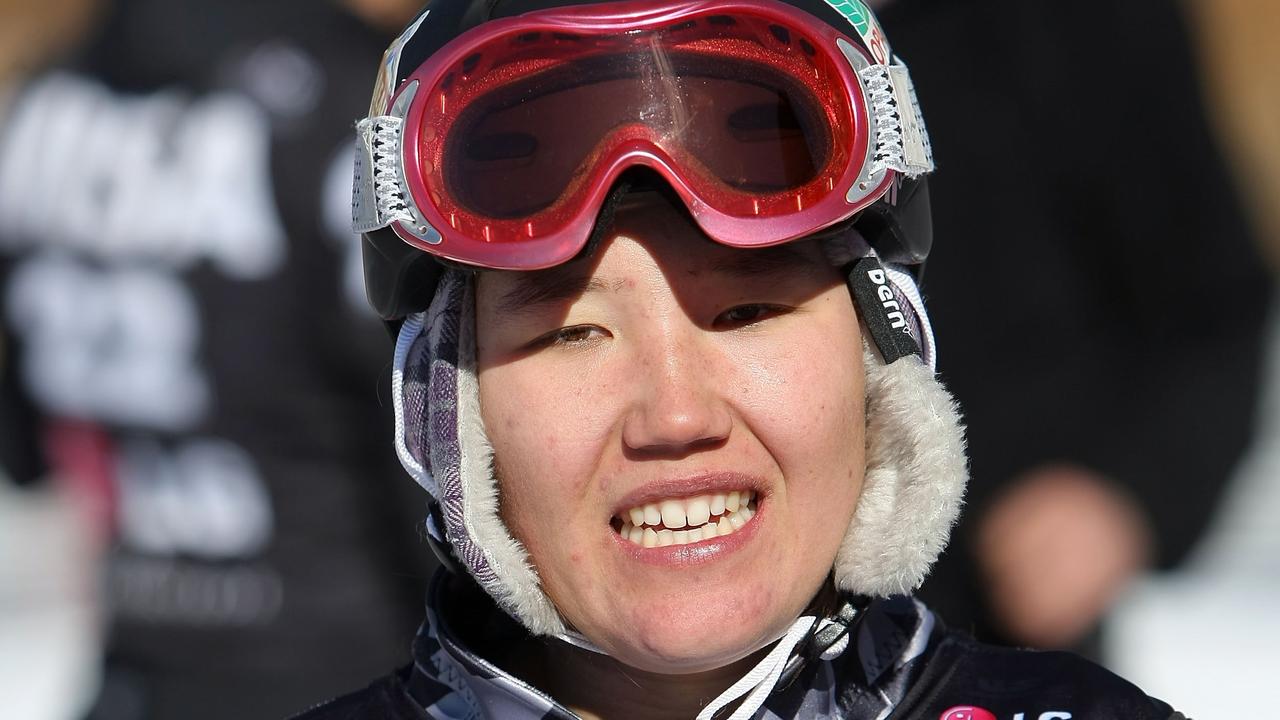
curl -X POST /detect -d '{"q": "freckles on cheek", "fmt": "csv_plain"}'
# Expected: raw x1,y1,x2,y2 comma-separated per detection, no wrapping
737,355,826,414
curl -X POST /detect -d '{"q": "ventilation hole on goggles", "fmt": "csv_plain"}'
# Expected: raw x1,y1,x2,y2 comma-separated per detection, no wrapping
769,25,791,44
799,38,816,56
667,20,696,32
515,32,541,44
708,15,736,26
462,53,481,75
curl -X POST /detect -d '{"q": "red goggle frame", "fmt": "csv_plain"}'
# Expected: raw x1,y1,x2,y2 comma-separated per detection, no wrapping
353,0,933,270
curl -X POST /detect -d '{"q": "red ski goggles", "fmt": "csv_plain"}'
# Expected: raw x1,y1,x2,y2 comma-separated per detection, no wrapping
354,0,932,270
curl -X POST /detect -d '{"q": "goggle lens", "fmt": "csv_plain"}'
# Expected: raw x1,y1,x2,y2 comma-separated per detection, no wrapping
443,48,833,219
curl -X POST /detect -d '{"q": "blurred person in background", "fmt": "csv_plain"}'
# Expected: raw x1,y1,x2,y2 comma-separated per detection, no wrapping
0,0,439,717
1,2,109,718
1105,1,1280,716
872,0,1274,657
1191,0,1280,269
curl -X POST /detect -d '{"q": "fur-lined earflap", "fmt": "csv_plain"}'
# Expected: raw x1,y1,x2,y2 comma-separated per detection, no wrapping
833,342,968,596
397,269,568,635
450,278,567,634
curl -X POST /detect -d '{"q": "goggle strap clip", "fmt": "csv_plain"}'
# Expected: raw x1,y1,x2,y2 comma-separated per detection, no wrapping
354,81,441,243
861,60,935,179
354,115,414,233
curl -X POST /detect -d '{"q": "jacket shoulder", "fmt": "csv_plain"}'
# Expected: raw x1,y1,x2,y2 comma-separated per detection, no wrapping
290,669,426,720
896,631,1183,720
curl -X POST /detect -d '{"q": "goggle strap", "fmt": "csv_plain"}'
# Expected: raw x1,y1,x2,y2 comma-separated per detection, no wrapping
861,60,935,179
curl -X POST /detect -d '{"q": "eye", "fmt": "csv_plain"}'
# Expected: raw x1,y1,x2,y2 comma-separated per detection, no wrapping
533,324,610,348
714,304,787,329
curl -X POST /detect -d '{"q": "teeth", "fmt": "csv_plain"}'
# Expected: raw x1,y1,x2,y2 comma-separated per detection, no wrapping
660,501,687,530
686,497,711,526
618,492,759,548
644,504,662,526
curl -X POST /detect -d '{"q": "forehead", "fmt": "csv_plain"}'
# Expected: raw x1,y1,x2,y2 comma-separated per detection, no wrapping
473,191,844,325
481,235,834,318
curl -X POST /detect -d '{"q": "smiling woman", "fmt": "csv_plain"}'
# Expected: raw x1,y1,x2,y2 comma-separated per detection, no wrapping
297,0,1186,718
477,196,866,681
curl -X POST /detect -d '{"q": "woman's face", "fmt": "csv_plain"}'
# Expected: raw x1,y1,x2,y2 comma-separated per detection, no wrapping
475,194,866,674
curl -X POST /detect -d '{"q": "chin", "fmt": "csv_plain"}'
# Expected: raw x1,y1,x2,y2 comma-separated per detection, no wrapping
597,583,787,675
614,628,766,675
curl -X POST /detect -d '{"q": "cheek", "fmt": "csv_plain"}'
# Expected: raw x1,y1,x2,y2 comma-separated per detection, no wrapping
730,319,865,515
478,364,613,546
736,325,862,440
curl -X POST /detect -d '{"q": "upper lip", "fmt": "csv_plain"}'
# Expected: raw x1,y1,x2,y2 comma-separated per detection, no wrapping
610,471,767,518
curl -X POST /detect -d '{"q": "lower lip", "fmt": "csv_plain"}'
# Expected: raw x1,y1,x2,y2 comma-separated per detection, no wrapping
610,500,765,567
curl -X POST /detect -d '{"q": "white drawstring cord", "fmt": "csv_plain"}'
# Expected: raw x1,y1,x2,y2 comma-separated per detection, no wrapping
817,623,851,661
694,615,818,720
555,629,608,655
555,612,854,719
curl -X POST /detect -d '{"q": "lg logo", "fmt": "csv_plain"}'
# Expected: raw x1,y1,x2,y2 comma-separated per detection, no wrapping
941,708,1072,720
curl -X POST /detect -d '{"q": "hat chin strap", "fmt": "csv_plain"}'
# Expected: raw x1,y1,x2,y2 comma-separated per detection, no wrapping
392,265,967,634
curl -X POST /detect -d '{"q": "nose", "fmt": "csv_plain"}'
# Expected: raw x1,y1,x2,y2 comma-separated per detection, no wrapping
620,328,733,456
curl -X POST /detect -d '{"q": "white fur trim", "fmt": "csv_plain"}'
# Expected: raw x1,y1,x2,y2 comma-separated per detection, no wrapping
454,281,568,635
834,341,968,596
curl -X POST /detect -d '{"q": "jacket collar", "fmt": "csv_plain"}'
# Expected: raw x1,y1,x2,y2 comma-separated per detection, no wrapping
406,570,942,719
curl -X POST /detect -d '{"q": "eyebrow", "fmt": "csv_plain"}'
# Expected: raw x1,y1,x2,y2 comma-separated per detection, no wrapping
705,244,820,279
493,243,820,316
494,269,620,317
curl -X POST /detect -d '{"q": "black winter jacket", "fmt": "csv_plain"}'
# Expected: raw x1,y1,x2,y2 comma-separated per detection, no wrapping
294,573,1182,720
